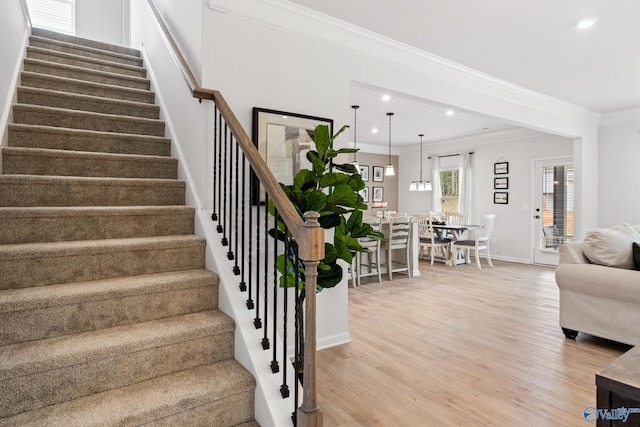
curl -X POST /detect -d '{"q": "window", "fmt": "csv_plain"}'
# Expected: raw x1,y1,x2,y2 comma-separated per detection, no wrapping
541,164,574,248
439,168,460,213
27,0,75,35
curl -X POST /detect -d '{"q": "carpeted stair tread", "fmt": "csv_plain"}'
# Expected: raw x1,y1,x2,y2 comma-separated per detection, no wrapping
29,35,142,67
17,86,159,119
8,124,170,156
24,58,150,90
0,269,217,315
13,104,164,136
20,72,155,104
0,235,205,289
2,147,177,179
0,174,185,207
31,28,141,58
26,46,146,78
0,206,194,244
0,359,256,427
0,311,237,418
0,310,234,380
0,269,218,345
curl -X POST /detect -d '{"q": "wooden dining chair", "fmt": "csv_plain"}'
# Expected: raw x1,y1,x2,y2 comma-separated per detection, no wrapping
445,212,465,238
416,214,451,265
451,214,496,269
352,216,383,287
383,216,412,280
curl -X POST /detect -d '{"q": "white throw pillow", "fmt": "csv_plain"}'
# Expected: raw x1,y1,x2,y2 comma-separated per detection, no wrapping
583,223,640,269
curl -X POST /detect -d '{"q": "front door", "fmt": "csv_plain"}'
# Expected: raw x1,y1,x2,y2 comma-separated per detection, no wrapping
533,158,574,265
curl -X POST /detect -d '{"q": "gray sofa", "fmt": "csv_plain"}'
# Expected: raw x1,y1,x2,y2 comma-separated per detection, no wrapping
556,239,640,346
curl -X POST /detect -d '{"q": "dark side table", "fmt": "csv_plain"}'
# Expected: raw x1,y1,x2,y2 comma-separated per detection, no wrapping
596,347,640,427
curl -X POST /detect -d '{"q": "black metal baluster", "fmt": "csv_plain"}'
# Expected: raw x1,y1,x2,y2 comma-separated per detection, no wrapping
216,112,223,234
221,123,228,243
232,137,240,273
271,209,280,374
262,194,270,350
281,223,290,398
226,127,233,257
211,106,218,222
239,152,247,290
292,244,300,426
253,181,261,324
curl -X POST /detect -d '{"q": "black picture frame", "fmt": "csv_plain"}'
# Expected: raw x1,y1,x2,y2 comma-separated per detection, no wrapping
494,192,508,204
494,161,509,175
372,166,384,182
372,186,384,202
494,177,509,189
251,107,333,204
359,165,369,182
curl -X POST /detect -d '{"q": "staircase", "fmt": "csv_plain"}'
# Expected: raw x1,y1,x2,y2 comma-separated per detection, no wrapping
0,28,258,426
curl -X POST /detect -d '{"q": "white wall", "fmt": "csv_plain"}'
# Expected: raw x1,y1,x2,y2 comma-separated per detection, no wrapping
76,0,127,46
399,129,573,263
0,0,30,151
598,109,640,227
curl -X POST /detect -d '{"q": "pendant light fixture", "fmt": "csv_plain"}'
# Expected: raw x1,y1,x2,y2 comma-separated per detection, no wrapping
385,112,395,176
409,133,432,191
351,105,360,171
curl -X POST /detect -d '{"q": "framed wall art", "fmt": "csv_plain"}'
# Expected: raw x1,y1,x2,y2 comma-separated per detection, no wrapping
359,165,369,182
494,192,508,204
252,107,333,204
372,186,384,202
494,161,509,175
494,177,509,190
359,187,369,203
372,166,384,182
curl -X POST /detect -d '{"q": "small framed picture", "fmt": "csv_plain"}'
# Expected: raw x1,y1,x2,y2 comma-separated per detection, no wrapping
494,161,509,175
372,186,384,202
494,192,508,204
494,177,509,189
359,187,369,203
359,165,369,182
373,166,384,182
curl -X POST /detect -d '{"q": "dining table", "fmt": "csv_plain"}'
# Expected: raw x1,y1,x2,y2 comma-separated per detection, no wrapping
431,223,479,266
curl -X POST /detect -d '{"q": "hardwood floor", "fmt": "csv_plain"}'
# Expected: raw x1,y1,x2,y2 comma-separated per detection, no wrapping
316,259,630,426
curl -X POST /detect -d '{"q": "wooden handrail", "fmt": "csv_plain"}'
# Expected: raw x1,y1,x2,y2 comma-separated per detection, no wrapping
145,1,325,425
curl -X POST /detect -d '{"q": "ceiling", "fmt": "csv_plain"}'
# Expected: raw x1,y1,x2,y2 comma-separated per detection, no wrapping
289,0,640,148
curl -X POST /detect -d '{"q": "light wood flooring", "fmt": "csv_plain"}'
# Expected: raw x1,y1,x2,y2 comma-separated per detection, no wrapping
316,259,631,426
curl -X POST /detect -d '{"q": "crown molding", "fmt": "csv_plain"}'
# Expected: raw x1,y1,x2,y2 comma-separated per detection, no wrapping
599,108,640,127
210,0,600,125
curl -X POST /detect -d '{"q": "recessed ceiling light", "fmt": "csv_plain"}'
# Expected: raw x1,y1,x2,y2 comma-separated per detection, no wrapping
381,95,391,102
371,128,379,133
282,115,288,119
576,18,597,29
446,110,455,117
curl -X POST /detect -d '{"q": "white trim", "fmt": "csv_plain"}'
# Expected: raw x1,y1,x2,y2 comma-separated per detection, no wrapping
20,0,32,28
599,108,640,127
207,0,227,13
213,0,600,125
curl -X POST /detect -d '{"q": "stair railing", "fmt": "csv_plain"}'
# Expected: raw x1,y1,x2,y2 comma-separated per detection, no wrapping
146,1,324,425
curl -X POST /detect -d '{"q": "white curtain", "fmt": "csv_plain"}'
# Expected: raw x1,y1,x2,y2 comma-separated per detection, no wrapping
431,157,442,213
459,153,474,222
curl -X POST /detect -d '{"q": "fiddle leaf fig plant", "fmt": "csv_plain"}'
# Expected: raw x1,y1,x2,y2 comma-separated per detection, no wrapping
268,123,384,291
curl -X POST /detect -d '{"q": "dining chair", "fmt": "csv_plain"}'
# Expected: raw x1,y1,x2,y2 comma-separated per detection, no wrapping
417,214,451,265
352,216,383,286
451,214,496,269
445,212,465,238
542,224,572,250
383,216,412,280
390,212,407,218
429,211,446,224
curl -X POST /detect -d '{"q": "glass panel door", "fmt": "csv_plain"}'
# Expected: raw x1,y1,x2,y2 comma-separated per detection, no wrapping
533,158,574,265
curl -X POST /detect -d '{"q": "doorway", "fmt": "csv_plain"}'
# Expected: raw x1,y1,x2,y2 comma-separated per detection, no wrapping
533,157,574,265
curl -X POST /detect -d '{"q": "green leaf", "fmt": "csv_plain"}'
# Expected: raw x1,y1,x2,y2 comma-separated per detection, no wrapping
334,163,358,174
327,184,359,207
323,243,338,264
331,125,349,143
320,172,350,188
331,148,358,154
317,263,343,289
304,190,327,212
294,169,316,191
334,234,353,264
318,213,341,229
307,151,327,176
313,125,332,155
348,173,365,191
